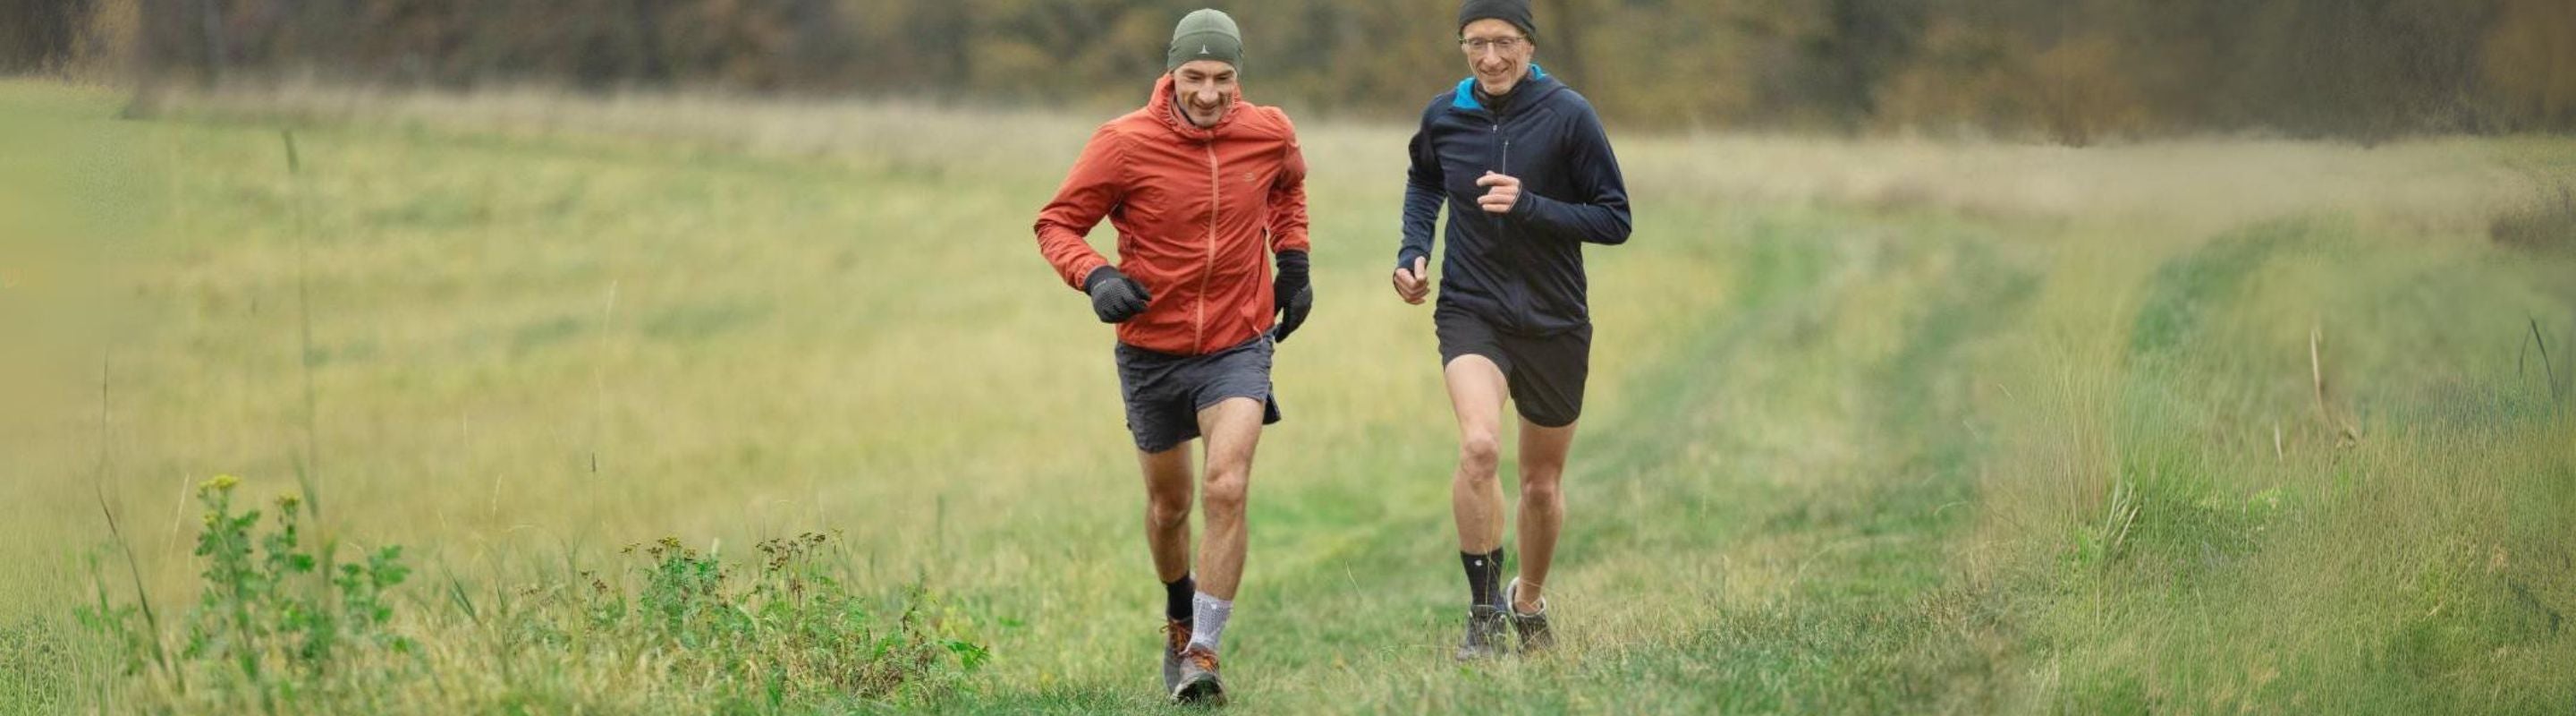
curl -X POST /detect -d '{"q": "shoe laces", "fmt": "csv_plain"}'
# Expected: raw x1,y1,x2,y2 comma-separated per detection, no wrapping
1182,644,1221,671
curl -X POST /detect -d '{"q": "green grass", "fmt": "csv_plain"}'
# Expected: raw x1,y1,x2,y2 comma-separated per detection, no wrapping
4,78,2573,713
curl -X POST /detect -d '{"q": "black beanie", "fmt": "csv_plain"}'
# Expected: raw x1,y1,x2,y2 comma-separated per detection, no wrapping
1457,0,1536,38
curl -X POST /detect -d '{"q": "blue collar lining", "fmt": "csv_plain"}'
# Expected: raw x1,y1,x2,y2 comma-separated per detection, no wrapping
1451,64,1548,112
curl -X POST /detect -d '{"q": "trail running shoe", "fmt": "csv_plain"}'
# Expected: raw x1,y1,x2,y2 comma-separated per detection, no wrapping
1505,577,1554,652
1161,618,1192,694
1455,604,1512,661
1172,644,1226,705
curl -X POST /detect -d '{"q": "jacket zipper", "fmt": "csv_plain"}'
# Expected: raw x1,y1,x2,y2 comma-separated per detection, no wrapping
1199,140,1219,353
1487,119,1505,229
1490,117,1524,331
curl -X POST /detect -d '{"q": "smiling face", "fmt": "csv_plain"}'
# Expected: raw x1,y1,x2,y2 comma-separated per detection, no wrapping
1170,60,1238,129
1460,18,1534,97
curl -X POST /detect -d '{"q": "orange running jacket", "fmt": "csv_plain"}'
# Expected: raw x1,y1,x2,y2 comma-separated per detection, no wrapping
1034,73,1310,356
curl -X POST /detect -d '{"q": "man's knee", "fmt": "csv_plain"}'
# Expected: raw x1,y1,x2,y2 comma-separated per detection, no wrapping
1200,464,1250,516
1457,431,1502,481
1521,469,1563,504
1146,492,1192,530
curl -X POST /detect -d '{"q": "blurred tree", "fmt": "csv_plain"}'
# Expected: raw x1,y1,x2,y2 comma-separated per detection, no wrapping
2484,0,2576,131
1805,0,1924,130
71,0,2565,138
0,0,97,72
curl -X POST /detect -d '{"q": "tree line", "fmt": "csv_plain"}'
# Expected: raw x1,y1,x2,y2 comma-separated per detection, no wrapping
6,0,2572,141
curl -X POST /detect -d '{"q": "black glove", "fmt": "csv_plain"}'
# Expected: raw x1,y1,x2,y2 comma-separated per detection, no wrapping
1270,251,1312,343
1084,266,1150,323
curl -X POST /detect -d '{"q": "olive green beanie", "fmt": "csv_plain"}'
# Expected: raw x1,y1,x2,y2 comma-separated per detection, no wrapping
1167,9,1243,72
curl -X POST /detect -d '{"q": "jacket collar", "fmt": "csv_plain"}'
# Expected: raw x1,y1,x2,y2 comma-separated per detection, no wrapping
1148,72,1246,141
1450,64,1554,115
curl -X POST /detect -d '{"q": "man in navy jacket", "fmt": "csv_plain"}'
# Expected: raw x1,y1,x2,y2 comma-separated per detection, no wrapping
1391,0,1632,661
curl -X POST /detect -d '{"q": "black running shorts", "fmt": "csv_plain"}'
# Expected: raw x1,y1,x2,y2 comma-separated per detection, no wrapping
1434,303,1591,428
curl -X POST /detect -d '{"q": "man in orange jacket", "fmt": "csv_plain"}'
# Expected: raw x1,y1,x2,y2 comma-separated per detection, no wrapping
1031,8,1309,705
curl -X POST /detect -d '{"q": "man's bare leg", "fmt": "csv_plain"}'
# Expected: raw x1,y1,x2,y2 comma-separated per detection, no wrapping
1513,417,1577,613
1137,446,1195,584
1444,355,1512,555
1189,397,1266,601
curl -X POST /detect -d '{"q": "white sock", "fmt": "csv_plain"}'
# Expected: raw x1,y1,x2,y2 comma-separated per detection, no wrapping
1188,592,1233,652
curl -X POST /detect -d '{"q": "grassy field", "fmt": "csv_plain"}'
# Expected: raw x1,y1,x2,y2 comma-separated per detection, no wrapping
4,79,2574,713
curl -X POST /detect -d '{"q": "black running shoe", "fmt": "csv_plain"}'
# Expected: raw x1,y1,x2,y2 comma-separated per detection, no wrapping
1455,604,1512,661
1505,577,1554,653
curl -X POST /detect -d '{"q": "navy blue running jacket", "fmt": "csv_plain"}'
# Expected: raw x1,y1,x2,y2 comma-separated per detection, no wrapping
1398,64,1631,336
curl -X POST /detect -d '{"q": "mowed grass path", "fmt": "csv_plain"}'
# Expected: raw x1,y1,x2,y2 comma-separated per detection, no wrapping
4,81,2573,713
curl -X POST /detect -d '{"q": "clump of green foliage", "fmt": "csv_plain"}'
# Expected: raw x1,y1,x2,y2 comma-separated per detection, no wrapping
571,533,990,704
80,477,988,712
80,474,409,710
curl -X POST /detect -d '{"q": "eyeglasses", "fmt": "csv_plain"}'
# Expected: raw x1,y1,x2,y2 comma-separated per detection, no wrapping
1457,36,1527,54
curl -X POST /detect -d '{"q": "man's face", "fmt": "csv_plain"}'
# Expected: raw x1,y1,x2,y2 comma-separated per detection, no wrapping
1460,19,1533,97
1171,60,1238,129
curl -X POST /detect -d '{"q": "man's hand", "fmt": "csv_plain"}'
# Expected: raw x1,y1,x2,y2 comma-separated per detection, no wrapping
1084,266,1151,323
1476,171,1521,214
1391,255,1429,305
1271,251,1312,343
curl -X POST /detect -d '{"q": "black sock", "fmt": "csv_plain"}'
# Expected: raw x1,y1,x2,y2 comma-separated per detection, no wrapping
1163,575,1196,624
1462,549,1506,609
